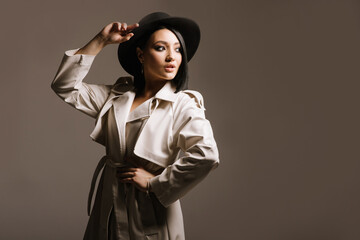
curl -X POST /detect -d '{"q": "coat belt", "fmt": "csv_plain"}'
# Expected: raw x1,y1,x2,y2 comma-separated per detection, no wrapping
87,156,147,239
87,155,128,216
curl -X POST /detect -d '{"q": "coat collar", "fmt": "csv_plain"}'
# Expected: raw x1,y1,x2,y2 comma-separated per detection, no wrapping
90,80,178,150
111,76,134,95
153,81,177,103
111,79,177,103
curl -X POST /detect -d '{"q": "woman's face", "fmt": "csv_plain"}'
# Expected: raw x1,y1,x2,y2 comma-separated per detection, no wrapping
137,28,182,84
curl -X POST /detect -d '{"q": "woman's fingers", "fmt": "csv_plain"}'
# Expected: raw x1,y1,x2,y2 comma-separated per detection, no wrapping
116,167,155,191
126,23,139,31
120,23,138,37
105,22,138,34
117,171,134,177
121,22,127,31
119,177,133,183
117,168,136,182
100,22,139,44
122,33,134,41
117,167,137,176
108,22,120,32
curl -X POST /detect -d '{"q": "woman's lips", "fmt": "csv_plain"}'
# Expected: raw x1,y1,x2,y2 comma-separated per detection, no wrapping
165,64,176,72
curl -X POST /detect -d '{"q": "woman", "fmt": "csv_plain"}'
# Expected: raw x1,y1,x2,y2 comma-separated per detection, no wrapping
51,12,219,240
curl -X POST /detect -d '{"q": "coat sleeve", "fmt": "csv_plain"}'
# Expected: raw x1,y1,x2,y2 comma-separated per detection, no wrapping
149,92,220,207
51,48,111,118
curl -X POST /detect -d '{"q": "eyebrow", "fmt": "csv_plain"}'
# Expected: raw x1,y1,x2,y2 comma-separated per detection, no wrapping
153,40,180,46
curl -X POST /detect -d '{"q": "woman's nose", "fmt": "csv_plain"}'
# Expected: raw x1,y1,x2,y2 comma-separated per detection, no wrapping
165,55,173,62
165,51,175,62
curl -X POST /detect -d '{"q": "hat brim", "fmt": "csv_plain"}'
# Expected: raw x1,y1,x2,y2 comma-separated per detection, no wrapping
118,16,200,76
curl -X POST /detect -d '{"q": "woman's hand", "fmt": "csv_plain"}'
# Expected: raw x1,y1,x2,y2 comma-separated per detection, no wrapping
75,22,139,56
117,167,154,192
97,22,139,45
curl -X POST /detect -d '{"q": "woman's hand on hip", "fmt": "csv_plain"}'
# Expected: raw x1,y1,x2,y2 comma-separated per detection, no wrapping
117,167,154,192
75,22,139,56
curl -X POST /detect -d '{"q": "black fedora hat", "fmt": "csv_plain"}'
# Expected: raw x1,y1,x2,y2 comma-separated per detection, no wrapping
118,12,201,76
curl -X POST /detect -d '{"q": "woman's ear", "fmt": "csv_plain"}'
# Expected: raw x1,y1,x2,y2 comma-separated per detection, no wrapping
136,47,144,64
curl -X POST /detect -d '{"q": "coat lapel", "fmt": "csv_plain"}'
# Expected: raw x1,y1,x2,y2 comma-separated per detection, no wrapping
133,82,178,167
91,81,178,166
90,93,118,145
90,82,135,146
112,91,135,159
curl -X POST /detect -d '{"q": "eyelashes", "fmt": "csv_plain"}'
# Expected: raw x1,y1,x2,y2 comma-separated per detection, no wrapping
154,45,181,52
154,45,165,51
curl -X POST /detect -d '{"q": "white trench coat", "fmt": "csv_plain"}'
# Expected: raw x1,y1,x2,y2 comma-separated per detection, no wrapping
51,49,219,240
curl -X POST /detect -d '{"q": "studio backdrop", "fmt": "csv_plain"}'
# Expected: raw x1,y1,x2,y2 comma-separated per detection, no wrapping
1,0,360,239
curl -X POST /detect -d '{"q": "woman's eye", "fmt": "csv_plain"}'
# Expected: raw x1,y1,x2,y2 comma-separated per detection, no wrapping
154,46,165,51
175,47,181,52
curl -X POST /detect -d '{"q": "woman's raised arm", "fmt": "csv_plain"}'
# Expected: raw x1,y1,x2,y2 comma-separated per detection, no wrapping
51,22,139,118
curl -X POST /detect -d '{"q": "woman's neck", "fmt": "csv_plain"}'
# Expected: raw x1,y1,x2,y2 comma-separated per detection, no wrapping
140,80,169,99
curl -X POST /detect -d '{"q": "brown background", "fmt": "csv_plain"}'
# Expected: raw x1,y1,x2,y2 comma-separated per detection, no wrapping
1,0,360,239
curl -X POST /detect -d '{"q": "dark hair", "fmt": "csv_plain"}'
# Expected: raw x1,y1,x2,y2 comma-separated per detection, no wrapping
133,25,188,93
